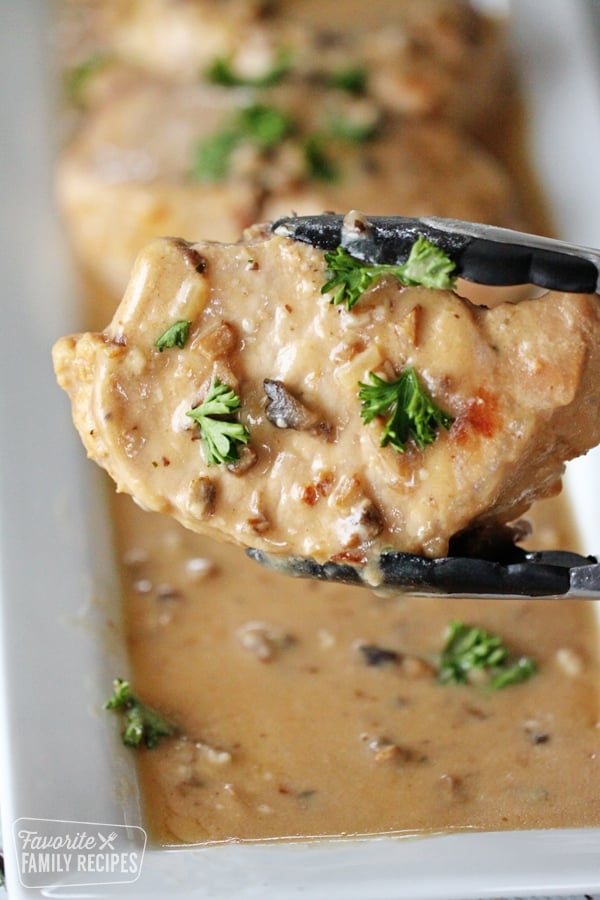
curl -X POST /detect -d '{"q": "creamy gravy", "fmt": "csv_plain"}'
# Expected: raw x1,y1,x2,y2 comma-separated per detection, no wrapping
111,491,600,843
55,234,600,567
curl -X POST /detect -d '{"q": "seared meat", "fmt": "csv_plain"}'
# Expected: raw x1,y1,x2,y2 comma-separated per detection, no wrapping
57,0,518,300
56,79,262,297
56,73,523,298
61,0,507,130
53,224,600,565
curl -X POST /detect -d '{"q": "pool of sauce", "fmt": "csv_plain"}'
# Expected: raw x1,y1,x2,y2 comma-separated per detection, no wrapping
111,492,600,844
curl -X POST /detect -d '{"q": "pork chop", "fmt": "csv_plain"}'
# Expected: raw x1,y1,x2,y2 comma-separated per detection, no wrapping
53,224,600,565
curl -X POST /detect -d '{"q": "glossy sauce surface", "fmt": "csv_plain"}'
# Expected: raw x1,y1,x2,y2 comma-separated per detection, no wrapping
112,493,600,844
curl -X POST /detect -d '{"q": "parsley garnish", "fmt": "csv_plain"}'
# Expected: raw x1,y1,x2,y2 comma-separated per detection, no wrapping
358,368,453,453
186,378,250,466
190,104,294,181
321,237,457,310
438,621,537,689
206,50,291,88
105,679,175,749
327,66,368,96
155,320,192,351
65,53,112,106
191,129,240,181
329,114,380,143
191,104,358,184
303,135,340,182
237,104,293,149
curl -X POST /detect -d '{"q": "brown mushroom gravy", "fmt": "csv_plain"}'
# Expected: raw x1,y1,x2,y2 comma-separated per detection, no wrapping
112,492,600,844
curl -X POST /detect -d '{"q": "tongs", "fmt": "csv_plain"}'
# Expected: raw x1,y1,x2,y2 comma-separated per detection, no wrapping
272,213,600,292
247,213,600,599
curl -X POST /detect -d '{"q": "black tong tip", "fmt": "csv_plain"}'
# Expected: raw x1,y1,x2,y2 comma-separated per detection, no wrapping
272,213,600,294
247,546,600,599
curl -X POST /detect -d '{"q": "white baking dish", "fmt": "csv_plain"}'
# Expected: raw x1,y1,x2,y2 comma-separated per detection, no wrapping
1,1,600,897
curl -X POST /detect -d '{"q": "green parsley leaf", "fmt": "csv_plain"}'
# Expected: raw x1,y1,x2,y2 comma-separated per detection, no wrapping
190,104,294,181
321,246,378,308
237,103,294,149
438,621,538,689
154,320,192,352
186,378,250,466
321,237,457,310
401,234,458,289
358,368,453,453
303,135,340,182
206,50,291,88
489,656,538,690
328,114,380,143
190,129,240,182
105,678,175,749
65,53,112,106
327,66,368,96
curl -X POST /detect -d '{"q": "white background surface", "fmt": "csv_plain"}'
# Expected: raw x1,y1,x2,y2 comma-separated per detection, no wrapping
1,1,600,898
